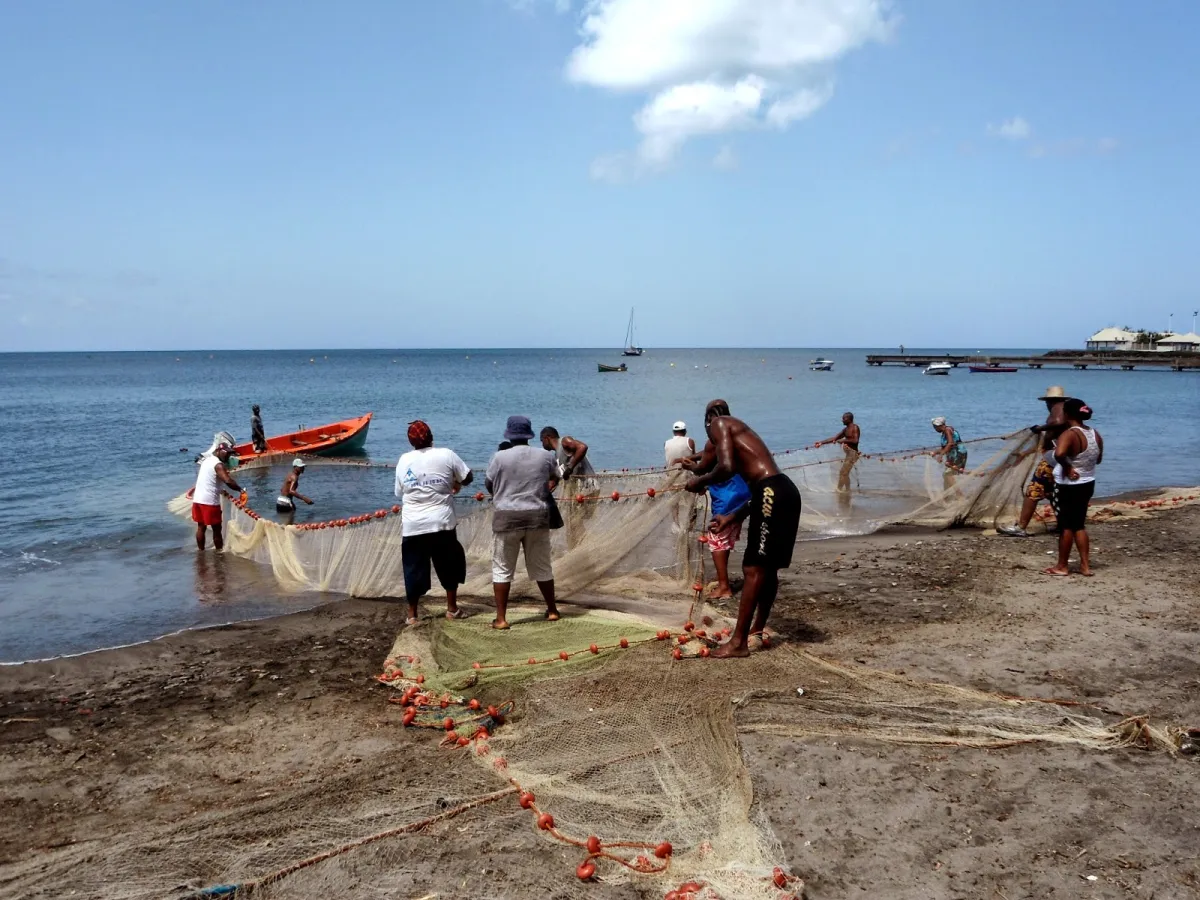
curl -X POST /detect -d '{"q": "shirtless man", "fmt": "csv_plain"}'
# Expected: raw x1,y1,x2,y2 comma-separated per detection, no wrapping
276,459,314,513
815,412,861,492
685,400,802,658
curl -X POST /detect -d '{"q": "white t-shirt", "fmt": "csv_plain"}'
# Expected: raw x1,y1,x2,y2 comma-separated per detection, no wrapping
194,455,224,506
664,435,694,466
395,447,471,537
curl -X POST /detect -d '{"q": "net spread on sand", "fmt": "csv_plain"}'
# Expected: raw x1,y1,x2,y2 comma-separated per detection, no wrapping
25,429,1175,898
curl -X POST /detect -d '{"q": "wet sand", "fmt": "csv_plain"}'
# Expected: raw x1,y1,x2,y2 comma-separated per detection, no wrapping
2,504,1198,899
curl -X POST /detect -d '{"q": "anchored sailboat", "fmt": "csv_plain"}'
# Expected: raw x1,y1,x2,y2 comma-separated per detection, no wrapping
622,308,644,357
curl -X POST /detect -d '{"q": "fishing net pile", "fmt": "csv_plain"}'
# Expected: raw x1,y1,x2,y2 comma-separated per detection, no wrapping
62,427,1173,898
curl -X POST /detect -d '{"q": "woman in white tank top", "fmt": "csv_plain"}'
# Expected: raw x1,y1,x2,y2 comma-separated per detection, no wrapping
1044,399,1103,577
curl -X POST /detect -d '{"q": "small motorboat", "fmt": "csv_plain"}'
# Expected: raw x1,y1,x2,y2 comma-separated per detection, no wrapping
969,365,1018,373
924,362,953,375
598,362,628,373
809,358,834,371
232,413,373,460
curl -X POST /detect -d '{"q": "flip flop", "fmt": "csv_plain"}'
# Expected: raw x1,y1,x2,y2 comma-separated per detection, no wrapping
445,609,469,619
491,620,511,630
1041,568,1070,577
405,617,420,626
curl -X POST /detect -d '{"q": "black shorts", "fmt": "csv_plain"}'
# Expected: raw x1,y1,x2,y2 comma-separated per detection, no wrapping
1055,481,1094,531
402,528,467,601
743,474,802,570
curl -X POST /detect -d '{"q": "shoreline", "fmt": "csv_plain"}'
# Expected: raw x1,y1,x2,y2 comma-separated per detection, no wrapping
2,502,1197,897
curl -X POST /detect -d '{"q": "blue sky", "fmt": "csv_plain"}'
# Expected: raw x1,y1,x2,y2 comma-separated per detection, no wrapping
2,0,1198,351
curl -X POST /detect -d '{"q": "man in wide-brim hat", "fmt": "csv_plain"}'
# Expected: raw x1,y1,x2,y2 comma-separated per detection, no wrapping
1000,386,1071,537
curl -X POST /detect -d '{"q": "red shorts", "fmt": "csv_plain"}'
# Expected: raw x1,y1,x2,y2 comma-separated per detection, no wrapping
707,521,742,553
192,503,222,526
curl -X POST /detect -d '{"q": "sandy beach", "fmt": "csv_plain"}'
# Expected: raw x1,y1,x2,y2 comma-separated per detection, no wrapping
3,502,1198,899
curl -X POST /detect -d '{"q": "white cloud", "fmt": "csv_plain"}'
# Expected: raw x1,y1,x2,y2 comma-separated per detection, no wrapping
568,0,896,169
986,116,1032,141
713,145,738,170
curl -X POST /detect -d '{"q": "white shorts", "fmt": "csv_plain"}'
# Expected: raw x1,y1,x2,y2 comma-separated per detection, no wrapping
492,528,554,584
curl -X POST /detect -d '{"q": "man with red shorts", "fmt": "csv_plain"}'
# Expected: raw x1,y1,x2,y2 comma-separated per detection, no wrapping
191,442,245,550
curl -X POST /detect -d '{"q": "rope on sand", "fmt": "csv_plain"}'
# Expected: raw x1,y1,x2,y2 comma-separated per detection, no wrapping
181,786,517,898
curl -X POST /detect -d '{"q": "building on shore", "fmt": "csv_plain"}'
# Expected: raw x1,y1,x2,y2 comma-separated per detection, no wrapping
1086,327,1200,352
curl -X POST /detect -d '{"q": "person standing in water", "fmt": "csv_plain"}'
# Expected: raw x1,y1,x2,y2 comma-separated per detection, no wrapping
251,405,267,454
276,459,314,513
664,421,696,466
815,412,861,492
931,416,967,487
191,442,245,551
686,400,802,658
1044,399,1103,576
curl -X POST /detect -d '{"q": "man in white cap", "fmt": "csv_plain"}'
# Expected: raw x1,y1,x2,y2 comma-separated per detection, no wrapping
664,421,695,466
190,441,245,550
277,459,314,514
1000,386,1069,537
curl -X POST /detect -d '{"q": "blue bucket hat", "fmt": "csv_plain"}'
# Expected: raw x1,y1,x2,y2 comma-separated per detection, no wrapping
503,415,535,442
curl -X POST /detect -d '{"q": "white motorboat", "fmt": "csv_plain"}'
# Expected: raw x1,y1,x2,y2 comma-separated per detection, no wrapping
924,361,953,375
809,358,834,371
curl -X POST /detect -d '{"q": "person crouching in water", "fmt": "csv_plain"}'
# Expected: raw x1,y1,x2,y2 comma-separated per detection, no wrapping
1044,399,1102,577
276,459,314,514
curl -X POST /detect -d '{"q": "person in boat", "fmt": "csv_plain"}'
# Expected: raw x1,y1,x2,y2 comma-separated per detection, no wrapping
664,421,696,467
276,459,314,514
815,412,861,492
190,441,245,551
394,420,473,624
930,417,967,486
685,400,802,658
680,439,751,600
1044,399,1102,576
251,405,267,454
486,416,561,630
1000,386,1070,537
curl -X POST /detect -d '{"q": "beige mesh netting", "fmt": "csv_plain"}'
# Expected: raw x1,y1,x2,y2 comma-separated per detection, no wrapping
107,428,1195,898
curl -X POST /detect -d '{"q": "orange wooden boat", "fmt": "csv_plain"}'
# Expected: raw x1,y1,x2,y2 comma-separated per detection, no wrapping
234,413,373,460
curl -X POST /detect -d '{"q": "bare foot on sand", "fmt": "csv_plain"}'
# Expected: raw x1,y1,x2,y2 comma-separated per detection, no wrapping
1042,566,1070,577
708,587,733,600
710,641,750,659
545,609,561,621
491,619,510,630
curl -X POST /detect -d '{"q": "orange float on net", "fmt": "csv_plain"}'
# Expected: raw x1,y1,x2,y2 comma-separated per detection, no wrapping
773,867,788,888
537,812,555,830
677,634,689,644
468,698,481,710
619,637,629,648
559,651,570,661
575,493,586,504
456,736,470,747
672,648,682,660
392,504,401,513
443,717,455,731
654,840,673,859
586,835,602,855
656,630,670,641
472,662,481,670
415,674,425,684
611,491,620,501
474,492,485,501
647,487,656,498
528,657,538,665
692,582,704,592
576,861,596,881
519,791,535,809
699,647,710,658
684,621,695,632
401,708,416,726
589,643,599,654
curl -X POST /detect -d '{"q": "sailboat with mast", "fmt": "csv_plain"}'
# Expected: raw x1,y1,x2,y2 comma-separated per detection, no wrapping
622,307,644,357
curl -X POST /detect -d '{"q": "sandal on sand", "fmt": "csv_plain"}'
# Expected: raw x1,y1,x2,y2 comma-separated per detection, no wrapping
405,617,420,626
445,609,469,619
491,620,511,630
1041,567,1069,577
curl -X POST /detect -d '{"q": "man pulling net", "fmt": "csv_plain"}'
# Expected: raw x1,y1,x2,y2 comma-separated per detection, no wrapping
686,399,802,658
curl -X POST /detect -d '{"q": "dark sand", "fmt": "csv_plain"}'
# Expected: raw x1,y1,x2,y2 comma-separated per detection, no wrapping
2,505,1198,898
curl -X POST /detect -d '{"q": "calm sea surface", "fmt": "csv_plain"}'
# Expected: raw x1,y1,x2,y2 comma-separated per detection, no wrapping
2,348,1197,662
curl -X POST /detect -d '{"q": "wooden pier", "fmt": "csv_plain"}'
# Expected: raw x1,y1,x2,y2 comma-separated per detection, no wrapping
865,351,1200,372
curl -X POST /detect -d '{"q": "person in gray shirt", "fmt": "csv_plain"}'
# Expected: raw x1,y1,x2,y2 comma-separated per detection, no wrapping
485,415,561,630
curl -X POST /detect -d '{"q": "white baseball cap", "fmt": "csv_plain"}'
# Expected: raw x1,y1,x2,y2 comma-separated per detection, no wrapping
673,421,686,432
293,458,306,468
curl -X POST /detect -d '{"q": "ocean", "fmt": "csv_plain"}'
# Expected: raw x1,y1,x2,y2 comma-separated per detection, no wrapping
2,348,1197,663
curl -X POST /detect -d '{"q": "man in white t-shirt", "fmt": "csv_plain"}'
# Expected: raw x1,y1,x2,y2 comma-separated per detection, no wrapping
664,421,695,466
394,419,473,624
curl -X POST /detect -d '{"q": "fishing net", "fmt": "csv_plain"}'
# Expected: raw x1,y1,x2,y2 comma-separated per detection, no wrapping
106,428,1195,898
167,430,1041,600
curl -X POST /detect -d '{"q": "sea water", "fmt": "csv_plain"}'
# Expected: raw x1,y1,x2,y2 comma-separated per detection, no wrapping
1,348,1197,661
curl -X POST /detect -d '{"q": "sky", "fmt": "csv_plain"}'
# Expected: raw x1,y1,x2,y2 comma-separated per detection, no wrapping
2,0,1199,352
